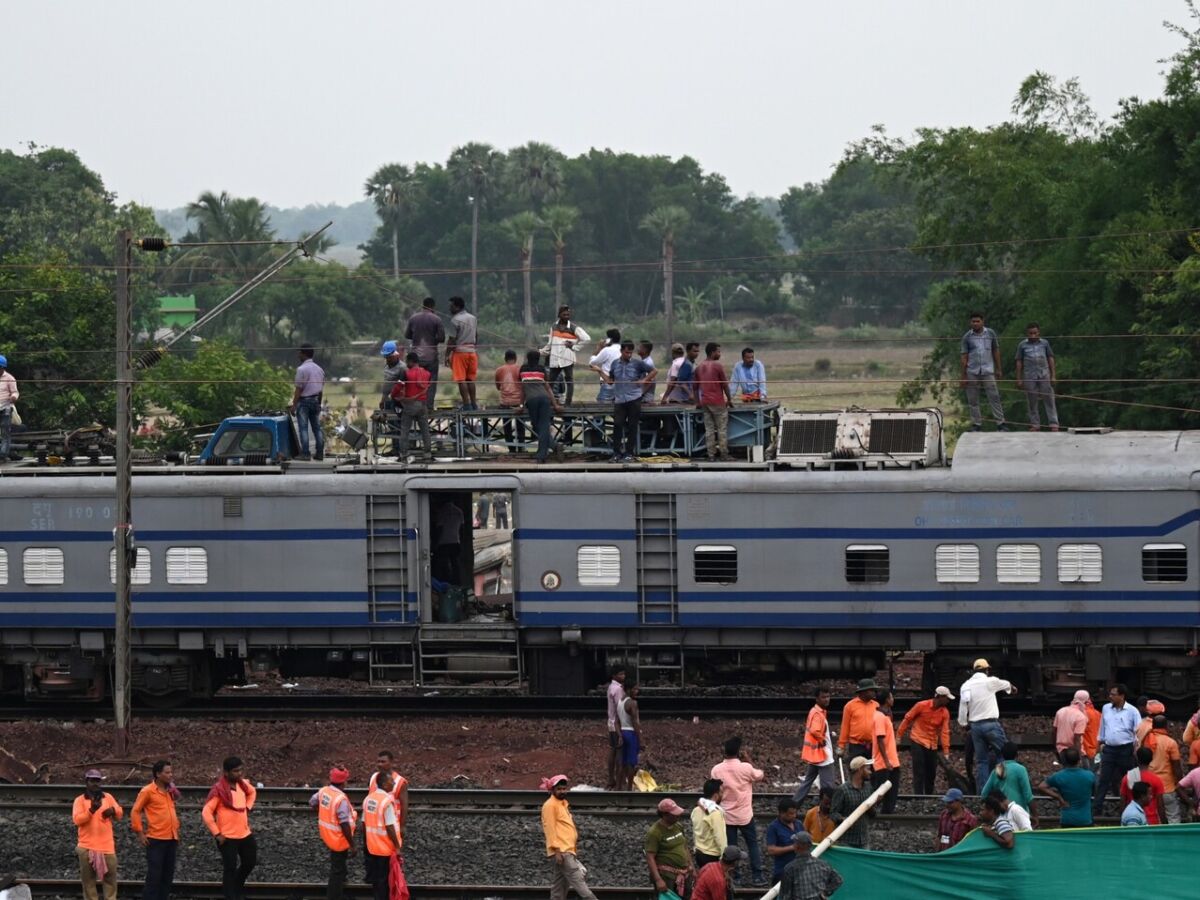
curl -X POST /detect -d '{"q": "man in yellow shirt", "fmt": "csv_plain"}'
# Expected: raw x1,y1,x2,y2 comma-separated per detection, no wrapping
691,778,727,867
540,774,597,900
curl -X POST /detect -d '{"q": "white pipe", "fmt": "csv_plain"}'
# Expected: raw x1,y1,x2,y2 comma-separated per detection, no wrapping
755,779,891,900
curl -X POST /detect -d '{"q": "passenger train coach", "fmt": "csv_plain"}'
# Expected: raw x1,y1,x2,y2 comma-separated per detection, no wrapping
0,429,1197,701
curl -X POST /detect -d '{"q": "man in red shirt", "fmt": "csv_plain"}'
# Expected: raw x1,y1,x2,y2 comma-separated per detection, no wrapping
694,342,733,461
395,352,432,458
493,350,526,452
1120,746,1166,824
692,846,744,900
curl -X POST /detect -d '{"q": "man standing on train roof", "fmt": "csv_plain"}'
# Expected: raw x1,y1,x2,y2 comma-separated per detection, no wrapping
0,354,18,462
445,296,479,410
310,766,356,900
1092,682,1141,817
793,686,835,804
405,297,445,410
958,659,1017,795
396,353,433,460
897,686,954,795
837,679,879,766
289,343,326,460
378,341,405,457
368,751,409,839
588,328,623,402
960,312,1008,432
544,304,590,406
1014,322,1059,432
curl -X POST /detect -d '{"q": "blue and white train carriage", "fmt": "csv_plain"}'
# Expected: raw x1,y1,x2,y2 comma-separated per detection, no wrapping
0,428,1197,700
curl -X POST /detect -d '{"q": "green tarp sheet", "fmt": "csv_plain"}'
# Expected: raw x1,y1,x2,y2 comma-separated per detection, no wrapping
822,823,1200,898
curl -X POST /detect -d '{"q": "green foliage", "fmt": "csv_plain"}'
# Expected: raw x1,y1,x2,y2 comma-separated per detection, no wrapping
140,341,292,450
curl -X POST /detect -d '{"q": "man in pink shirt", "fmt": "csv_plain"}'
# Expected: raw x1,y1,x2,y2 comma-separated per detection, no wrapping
605,667,626,790
710,736,766,886
1052,690,1089,763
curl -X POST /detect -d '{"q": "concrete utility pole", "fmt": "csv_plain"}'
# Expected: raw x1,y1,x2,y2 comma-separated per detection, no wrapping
113,229,133,756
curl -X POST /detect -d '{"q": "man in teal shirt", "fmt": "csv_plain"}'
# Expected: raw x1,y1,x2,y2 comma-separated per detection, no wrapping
979,742,1034,818
1039,748,1096,827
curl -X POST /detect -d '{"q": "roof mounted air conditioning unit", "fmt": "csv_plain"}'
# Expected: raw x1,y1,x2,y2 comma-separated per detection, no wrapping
775,408,944,469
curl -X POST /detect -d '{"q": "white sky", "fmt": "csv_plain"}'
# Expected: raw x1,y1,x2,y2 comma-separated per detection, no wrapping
0,1,1184,209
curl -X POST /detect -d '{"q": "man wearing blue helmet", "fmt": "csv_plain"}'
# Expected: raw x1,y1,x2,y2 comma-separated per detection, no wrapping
0,355,18,462
379,341,405,457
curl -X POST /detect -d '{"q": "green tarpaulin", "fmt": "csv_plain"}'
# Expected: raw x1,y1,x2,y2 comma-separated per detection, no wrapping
822,823,1200,898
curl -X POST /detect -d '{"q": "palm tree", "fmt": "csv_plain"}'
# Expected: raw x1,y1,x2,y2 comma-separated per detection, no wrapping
640,205,690,346
507,141,565,207
502,211,542,345
448,143,502,314
541,205,580,309
676,286,708,324
173,190,276,282
364,163,421,279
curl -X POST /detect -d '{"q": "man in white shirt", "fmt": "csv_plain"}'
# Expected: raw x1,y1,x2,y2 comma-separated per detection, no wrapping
605,666,626,790
588,330,623,403
958,658,1018,794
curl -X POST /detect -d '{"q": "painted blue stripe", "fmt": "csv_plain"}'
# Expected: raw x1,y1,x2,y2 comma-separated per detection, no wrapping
516,589,1197,604
678,509,1200,541
0,528,416,543
518,610,1200,628
516,590,639,603
515,528,635,541
519,611,641,626
0,612,376,627
1,591,370,603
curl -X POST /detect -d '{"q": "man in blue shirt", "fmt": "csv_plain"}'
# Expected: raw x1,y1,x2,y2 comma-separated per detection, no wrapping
1014,322,1058,432
1093,682,1141,816
602,341,655,462
959,312,1007,432
730,347,767,402
1121,781,1150,826
1039,748,1096,827
764,798,800,883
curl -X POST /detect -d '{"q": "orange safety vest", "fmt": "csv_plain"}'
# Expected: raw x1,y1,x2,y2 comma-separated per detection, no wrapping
802,705,830,765
362,789,398,857
317,785,358,852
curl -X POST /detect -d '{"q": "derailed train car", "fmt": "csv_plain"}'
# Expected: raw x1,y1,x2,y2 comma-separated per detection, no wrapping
0,429,1197,701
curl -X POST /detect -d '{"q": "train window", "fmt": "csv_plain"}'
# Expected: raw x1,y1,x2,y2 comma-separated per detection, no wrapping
577,546,621,586
694,545,738,584
0,549,7,585
996,544,1041,583
935,544,979,583
23,548,64,585
846,545,889,584
1058,544,1102,583
109,548,152,585
166,547,209,584
1142,543,1187,583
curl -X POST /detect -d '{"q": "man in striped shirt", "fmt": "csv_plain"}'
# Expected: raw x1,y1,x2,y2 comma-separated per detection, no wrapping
979,795,1015,849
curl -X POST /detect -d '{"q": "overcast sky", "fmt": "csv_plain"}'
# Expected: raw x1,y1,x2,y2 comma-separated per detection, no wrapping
1,1,1184,209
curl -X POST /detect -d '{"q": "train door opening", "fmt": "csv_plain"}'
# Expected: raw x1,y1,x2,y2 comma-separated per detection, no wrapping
418,487,520,685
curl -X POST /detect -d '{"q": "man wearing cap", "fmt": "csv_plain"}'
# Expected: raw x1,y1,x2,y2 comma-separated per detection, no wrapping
935,788,976,851
74,769,123,900
405,297,445,410
897,686,954,795
378,341,405,457
692,846,745,900
310,766,357,900
778,832,843,900
837,679,879,765
958,659,1017,794
663,342,699,404
540,775,597,900
131,760,180,900
1052,691,1090,763
645,798,694,898
830,756,875,849
0,354,17,462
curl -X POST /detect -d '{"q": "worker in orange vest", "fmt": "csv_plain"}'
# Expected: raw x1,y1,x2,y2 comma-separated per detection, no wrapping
73,768,124,900
362,770,402,900
793,687,835,803
311,766,357,900
368,750,409,839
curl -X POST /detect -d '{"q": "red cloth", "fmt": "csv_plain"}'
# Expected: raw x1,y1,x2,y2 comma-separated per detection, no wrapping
388,853,410,900
1121,769,1166,824
691,861,729,900
207,778,253,809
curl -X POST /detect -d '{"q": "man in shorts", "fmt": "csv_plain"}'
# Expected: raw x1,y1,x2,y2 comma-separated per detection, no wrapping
446,296,479,410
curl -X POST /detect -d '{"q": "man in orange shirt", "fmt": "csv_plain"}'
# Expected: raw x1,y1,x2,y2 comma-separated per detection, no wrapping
131,759,180,900
1145,715,1184,823
871,689,900,813
368,750,409,838
73,769,123,900
896,686,954,795
837,678,879,765
1082,694,1102,769
202,755,258,900
793,687,835,803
